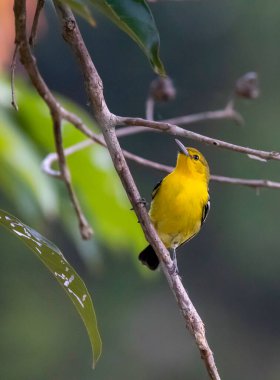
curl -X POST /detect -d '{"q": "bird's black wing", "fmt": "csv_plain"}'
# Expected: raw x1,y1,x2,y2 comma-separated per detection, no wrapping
151,180,162,199
201,199,210,225
179,199,210,249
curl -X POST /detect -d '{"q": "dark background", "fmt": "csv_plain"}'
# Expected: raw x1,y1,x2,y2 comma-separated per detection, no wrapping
1,1,280,379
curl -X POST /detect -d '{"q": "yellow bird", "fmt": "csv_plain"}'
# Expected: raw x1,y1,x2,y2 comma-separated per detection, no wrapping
139,139,210,271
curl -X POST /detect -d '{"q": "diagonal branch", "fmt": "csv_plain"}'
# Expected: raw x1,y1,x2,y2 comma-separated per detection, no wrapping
13,0,92,239
127,100,242,137
54,3,221,379
118,116,280,161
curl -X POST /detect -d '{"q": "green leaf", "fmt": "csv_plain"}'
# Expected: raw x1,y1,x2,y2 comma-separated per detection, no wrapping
0,209,102,368
59,0,165,75
92,0,165,75
61,0,96,26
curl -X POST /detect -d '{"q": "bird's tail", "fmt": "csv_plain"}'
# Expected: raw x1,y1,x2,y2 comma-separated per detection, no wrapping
138,245,159,270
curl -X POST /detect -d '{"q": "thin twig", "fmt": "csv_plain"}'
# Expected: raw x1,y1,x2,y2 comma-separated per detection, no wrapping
42,137,280,191
54,4,221,379
42,139,94,177
123,151,280,190
10,45,19,111
118,116,280,161
210,175,280,190
117,101,242,136
29,0,45,47
52,113,93,239
13,0,93,240
163,100,243,126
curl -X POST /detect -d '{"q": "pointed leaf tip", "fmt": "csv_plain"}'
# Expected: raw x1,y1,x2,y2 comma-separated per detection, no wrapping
0,209,102,367
93,0,166,75
58,0,166,74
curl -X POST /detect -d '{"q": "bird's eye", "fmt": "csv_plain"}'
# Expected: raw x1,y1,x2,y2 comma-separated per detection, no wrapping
193,154,199,161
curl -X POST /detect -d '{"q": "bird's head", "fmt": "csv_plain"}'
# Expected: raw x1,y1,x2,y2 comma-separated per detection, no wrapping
175,139,210,182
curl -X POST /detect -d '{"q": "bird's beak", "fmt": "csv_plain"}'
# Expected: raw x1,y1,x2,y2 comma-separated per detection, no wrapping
175,139,189,156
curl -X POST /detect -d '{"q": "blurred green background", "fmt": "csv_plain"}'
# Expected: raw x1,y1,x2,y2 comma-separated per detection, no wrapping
1,1,280,379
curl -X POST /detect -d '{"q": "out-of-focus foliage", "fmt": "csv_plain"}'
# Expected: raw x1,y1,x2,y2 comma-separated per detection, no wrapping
0,80,58,220
0,208,102,367
60,0,165,75
0,76,146,264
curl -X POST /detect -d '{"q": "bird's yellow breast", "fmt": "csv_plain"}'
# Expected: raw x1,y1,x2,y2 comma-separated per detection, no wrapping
149,170,209,249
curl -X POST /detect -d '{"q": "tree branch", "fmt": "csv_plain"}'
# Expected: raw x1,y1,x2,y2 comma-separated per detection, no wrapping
42,136,280,192
52,112,93,239
210,175,280,190
145,90,243,127
42,140,94,177
13,0,92,239
54,3,221,379
118,116,280,161
163,99,243,126
29,0,45,47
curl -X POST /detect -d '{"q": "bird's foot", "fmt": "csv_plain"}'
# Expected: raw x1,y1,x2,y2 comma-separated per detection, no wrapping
169,260,180,278
170,248,181,277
